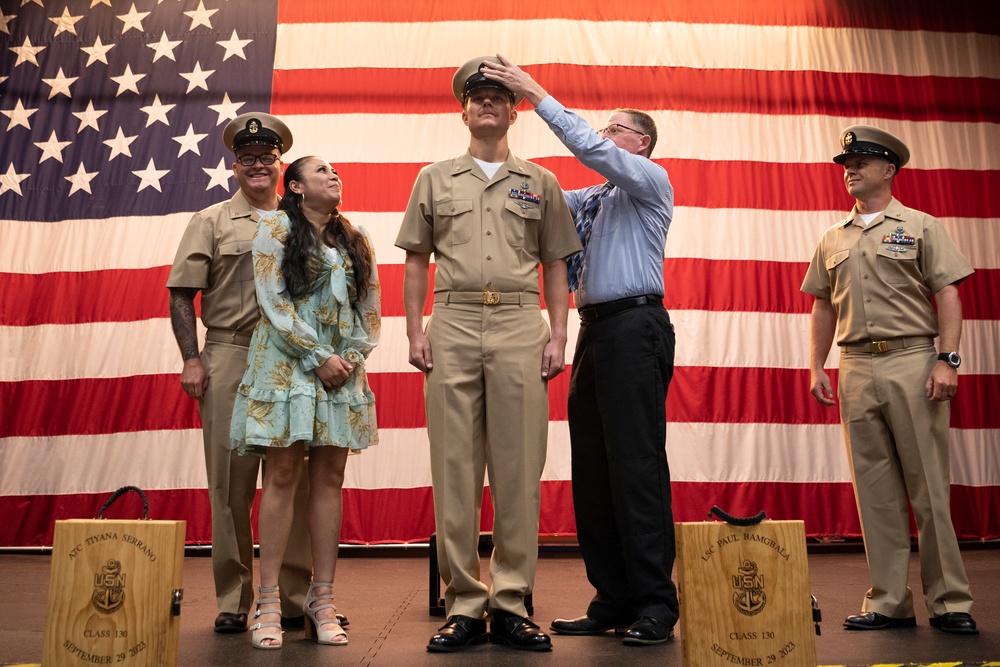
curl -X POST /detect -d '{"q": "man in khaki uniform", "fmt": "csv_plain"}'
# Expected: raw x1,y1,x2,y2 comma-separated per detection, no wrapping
802,125,977,635
396,57,581,653
167,113,312,633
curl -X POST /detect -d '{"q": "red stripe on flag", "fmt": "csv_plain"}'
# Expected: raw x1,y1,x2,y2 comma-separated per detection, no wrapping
333,160,1000,219
276,0,1000,34
4,480,997,547
0,267,173,326
1,376,200,438
4,370,995,439
273,67,1000,123
5,264,995,326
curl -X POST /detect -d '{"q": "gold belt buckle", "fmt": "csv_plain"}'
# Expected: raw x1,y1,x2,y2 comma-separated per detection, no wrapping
482,290,500,305
871,340,888,353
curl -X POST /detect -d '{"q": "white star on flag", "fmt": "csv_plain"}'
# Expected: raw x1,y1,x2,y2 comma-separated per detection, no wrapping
203,157,234,191
50,7,84,36
173,124,208,157
1,100,38,131
34,131,73,163
103,127,139,160
65,163,99,196
216,30,252,61
132,158,169,193
0,164,30,197
10,35,46,67
81,36,115,67
208,93,244,125
41,68,79,99
184,1,218,30
72,101,107,132
116,4,150,34
0,13,16,35
139,95,175,127
111,64,146,96
180,62,214,93
147,32,181,62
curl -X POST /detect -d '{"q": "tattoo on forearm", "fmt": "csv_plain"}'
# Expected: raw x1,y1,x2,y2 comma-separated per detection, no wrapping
168,290,200,361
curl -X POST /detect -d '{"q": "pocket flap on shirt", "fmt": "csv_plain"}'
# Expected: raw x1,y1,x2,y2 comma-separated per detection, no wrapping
435,199,473,217
825,249,850,270
219,239,252,257
875,244,916,261
504,199,542,219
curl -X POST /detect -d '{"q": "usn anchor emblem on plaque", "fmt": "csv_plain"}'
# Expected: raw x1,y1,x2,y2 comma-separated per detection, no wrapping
92,559,126,614
732,560,766,616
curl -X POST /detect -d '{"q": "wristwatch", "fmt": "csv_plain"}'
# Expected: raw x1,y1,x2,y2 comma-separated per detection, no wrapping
937,352,961,369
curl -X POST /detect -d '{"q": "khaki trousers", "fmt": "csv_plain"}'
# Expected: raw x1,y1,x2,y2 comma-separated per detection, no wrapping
839,344,972,617
425,302,550,618
201,341,312,617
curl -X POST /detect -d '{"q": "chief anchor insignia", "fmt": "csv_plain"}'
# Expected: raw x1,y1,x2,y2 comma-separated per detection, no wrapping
732,560,766,616
91,559,126,614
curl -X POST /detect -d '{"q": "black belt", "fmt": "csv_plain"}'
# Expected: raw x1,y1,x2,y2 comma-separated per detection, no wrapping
578,294,662,323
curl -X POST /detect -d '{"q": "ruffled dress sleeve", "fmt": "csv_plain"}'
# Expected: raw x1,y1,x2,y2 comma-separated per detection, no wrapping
254,212,335,372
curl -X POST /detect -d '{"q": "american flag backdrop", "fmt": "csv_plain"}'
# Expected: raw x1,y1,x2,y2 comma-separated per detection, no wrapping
1,0,998,547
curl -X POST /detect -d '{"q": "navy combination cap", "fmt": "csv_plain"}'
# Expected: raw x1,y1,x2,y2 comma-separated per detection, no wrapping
452,56,522,106
223,112,293,154
833,125,910,169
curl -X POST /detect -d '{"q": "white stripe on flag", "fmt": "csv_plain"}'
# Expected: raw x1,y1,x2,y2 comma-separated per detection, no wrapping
283,112,1000,170
275,21,1000,79
3,423,995,497
6,315,999,381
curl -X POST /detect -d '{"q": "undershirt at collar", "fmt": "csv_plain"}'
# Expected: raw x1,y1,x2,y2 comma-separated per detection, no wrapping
473,158,503,180
859,211,883,225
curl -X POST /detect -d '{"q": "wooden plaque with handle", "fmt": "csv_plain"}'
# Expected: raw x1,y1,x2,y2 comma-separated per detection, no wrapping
44,518,186,667
675,520,816,667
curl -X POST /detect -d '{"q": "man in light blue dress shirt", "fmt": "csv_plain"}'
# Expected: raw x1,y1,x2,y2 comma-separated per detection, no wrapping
483,56,678,646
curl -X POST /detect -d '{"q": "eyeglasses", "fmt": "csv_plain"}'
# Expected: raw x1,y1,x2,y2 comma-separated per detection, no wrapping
235,153,279,167
599,123,644,137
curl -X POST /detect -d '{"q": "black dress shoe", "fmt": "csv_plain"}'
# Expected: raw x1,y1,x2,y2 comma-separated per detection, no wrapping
929,612,978,635
843,612,916,630
622,616,673,645
282,612,348,630
550,615,630,635
427,615,488,652
490,609,552,651
214,612,248,633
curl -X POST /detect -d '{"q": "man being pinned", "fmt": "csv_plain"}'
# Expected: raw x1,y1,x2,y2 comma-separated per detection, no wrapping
482,54,680,646
396,56,580,653
802,125,977,635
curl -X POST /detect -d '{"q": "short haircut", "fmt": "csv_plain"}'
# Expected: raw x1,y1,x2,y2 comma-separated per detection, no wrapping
617,108,657,157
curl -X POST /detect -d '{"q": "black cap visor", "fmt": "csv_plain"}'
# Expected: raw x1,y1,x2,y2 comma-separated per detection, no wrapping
834,141,901,168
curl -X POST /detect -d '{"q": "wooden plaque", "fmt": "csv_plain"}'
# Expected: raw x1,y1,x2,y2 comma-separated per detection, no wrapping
675,520,816,667
44,519,186,667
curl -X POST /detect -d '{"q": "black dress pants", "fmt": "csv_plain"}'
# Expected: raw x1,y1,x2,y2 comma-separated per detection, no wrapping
567,303,678,625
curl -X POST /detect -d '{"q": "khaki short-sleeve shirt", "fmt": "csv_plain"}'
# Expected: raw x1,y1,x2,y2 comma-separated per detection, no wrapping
167,190,260,333
395,151,581,293
801,197,973,343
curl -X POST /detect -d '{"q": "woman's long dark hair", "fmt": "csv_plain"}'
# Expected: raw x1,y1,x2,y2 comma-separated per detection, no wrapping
277,156,374,300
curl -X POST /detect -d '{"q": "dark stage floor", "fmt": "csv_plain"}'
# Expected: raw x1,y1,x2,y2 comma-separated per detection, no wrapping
2,544,997,666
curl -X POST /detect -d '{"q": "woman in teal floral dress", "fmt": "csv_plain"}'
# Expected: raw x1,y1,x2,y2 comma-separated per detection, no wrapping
230,156,380,650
